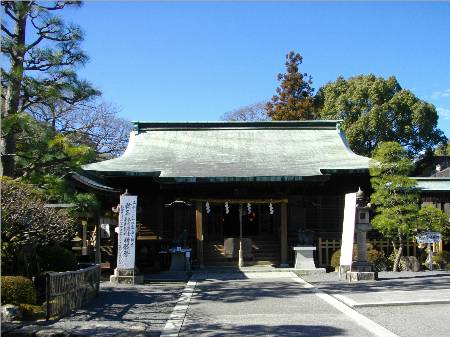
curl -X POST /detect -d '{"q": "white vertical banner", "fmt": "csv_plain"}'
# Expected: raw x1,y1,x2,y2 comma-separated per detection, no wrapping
117,195,138,269
340,193,357,266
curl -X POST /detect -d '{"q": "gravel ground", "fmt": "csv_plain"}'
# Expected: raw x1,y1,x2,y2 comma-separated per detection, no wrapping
298,270,450,337
357,303,450,337
298,270,450,294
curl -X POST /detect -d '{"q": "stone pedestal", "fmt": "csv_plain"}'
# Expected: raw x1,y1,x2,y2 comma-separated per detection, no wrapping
110,268,144,284
338,265,351,280
169,250,192,272
293,246,317,269
347,271,378,282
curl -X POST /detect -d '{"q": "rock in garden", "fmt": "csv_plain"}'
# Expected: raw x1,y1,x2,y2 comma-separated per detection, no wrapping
1,304,23,322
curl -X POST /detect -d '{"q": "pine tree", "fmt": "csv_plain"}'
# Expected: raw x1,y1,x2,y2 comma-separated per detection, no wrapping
266,51,315,120
1,1,95,176
370,142,420,271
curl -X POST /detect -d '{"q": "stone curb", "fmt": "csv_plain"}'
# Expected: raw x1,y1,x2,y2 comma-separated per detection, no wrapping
333,294,450,308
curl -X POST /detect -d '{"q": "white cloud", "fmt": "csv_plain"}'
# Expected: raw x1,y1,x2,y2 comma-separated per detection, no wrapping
437,107,450,120
432,89,450,100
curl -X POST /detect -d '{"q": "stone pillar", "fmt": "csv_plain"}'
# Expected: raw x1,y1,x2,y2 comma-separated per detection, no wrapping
348,222,377,281
280,203,288,267
356,227,368,263
195,201,204,268
81,220,88,256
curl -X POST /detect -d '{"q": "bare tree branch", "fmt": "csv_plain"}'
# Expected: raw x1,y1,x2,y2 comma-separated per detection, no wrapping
1,24,16,38
2,3,19,22
221,101,270,121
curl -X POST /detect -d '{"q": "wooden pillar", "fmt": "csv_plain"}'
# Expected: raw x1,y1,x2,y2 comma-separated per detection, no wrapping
156,196,164,237
195,201,204,268
280,202,288,267
95,221,101,264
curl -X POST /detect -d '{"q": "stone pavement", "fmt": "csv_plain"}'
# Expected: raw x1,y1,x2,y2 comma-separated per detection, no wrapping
2,282,185,337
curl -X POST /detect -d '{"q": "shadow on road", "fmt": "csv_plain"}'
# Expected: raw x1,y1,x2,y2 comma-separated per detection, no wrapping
180,309,347,337
192,279,314,304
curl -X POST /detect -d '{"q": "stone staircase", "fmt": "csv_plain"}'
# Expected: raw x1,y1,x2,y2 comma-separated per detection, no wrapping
204,237,280,267
203,241,237,267
251,237,280,266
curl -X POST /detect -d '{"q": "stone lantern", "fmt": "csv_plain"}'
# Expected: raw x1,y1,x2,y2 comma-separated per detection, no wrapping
348,188,377,281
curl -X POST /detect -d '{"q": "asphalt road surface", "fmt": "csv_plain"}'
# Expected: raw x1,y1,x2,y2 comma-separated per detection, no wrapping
178,272,381,337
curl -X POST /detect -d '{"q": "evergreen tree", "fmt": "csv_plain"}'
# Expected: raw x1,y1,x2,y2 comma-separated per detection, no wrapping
266,51,315,120
316,74,446,158
370,142,420,271
1,1,97,176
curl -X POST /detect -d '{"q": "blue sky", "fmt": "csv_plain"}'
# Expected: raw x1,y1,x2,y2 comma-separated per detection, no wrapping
60,2,450,135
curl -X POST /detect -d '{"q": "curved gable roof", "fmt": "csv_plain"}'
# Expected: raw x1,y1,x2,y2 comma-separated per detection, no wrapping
82,121,370,181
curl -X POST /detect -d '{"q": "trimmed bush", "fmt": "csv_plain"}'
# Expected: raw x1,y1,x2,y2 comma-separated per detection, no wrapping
1,276,37,305
38,245,77,272
432,251,450,269
330,243,385,271
19,304,46,321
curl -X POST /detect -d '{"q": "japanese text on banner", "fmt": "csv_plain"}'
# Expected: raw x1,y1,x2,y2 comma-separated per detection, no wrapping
117,195,137,269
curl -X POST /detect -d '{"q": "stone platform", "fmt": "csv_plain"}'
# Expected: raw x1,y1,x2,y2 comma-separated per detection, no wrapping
110,268,144,284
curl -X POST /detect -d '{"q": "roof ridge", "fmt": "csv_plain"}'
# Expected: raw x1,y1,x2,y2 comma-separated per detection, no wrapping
132,120,343,132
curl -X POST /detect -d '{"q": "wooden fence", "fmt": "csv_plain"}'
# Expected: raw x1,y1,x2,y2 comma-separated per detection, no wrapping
46,264,101,320
316,237,440,267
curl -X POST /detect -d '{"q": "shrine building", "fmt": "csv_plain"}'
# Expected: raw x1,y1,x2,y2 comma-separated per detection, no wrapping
73,120,373,270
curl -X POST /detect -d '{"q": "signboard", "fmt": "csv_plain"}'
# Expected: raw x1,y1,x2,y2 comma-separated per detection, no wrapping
117,195,138,269
340,193,357,266
416,232,442,244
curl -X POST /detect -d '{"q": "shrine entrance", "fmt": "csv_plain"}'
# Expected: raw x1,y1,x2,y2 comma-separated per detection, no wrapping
205,203,277,239
195,199,288,268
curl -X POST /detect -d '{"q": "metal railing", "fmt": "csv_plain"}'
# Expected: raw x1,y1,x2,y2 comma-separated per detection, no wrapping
46,264,101,320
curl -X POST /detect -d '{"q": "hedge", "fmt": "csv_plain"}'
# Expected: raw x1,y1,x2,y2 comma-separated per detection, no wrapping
1,276,37,305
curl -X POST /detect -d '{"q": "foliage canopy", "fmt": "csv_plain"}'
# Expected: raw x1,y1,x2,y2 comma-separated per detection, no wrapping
316,74,446,158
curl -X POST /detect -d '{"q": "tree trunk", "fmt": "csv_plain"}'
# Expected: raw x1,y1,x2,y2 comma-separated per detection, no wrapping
393,237,403,272
1,3,28,177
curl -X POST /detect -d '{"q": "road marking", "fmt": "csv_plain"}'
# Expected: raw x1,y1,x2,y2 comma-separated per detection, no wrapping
334,294,359,307
292,277,399,337
160,279,197,337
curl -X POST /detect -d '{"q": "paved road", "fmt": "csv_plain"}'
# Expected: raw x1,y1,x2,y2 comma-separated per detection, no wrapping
178,272,380,337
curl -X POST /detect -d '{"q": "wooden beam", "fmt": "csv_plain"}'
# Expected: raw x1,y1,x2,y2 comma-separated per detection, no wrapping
280,202,288,267
195,201,204,268
191,198,289,204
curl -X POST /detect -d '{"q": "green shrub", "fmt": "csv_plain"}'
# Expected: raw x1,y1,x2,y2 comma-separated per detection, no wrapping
433,251,450,269
1,276,37,305
38,245,77,272
330,243,385,270
19,304,46,321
